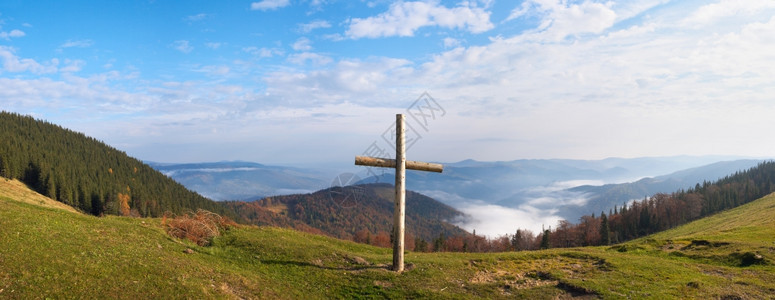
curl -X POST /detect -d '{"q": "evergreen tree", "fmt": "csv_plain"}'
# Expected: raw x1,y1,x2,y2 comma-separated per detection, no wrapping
0,111,233,218
433,233,445,252
511,229,523,251
600,212,610,246
540,229,550,249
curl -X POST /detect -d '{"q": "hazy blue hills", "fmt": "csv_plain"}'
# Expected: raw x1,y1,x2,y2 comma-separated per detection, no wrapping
152,156,767,227
556,159,764,221
148,161,331,201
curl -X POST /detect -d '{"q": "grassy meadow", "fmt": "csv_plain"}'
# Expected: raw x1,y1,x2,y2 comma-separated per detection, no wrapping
1,177,774,299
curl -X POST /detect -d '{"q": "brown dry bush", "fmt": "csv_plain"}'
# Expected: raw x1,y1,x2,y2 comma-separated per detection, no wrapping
163,209,237,246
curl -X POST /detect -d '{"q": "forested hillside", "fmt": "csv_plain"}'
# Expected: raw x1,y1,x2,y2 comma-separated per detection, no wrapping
534,160,775,249
222,183,469,244
0,111,231,217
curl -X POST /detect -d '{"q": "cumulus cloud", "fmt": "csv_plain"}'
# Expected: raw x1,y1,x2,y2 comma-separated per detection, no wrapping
196,65,231,76
172,40,193,53
291,37,313,51
243,46,281,58
0,29,26,40
185,13,208,22
442,37,461,48
264,57,412,104
345,1,493,39
298,20,331,33
7,0,775,168
60,39,94,49
682,0,775,27
250,0,290,11
0,46,58,74
60,59,86,73
286,52,332,65
507,0,616,41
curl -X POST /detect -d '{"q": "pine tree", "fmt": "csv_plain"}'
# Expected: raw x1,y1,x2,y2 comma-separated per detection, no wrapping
600,212,610,246
511,229,522,251
540,229,550,249
433,233,445,252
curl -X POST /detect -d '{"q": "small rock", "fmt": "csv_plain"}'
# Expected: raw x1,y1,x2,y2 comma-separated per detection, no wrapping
184,248,195,254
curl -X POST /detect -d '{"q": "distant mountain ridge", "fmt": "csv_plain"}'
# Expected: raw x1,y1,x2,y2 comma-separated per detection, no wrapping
557,159,764,221
152,156,767,231
149,161,331,201
221,183,469,242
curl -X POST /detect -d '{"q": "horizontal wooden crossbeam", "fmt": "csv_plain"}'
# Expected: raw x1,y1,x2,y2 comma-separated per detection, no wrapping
355,155,443,173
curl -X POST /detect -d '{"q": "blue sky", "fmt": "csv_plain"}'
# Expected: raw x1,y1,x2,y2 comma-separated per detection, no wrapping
2,0,775,165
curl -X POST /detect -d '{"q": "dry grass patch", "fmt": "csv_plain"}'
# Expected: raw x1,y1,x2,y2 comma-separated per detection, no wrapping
163,209,237,246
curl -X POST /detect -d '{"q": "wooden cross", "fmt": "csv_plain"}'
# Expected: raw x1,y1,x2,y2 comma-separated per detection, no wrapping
354,114,443,272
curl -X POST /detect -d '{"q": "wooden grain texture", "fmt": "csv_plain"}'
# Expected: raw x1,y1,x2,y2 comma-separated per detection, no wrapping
354,156,443,173
393,114,406,272
353,114,444,272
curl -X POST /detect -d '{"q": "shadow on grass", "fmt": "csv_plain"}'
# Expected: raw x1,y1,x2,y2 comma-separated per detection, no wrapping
260,259,395,271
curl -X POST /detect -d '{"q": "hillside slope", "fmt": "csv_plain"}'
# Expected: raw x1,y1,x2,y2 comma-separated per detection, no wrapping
2,175,774,299
560,159,763,221
0,111,230,217
221,183,469,242
0,178,79,213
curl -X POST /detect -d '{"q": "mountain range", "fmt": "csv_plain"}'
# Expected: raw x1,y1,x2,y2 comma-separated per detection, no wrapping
221,183,468,242
153,156,767,225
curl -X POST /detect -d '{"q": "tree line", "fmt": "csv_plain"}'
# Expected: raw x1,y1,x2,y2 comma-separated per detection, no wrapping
356,160,775,253
0,111,232,218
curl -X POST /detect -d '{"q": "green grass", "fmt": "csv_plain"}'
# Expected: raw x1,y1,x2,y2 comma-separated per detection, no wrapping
2,180,775,299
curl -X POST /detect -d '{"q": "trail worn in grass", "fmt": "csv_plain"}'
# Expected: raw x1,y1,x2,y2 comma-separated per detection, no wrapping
2,180,775,299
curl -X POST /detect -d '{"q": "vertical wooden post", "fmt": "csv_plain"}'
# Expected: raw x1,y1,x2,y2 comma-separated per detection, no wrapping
354,113,443,273
393,114,406,272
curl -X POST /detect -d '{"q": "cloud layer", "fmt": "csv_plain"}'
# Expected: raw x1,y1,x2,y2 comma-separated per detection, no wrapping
346,1,493,39
2,0,775,166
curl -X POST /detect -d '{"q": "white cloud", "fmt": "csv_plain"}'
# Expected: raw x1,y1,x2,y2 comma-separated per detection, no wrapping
60,59,86,73
196,65,231,76
454,202,561,237
0,46,58,74
291,37,312,51
243,46,281,58
205,42,222,49
682,0,775,27
298,20,331,33
249,0,775,163
442,37,461,48
0,29,25,40
506,1,531,21
287,52,331,65
251,0,290,11
8,0,775,170
172,40,193,53
507,0,617,41
60,39,94,49
185,13,208,22
346,1,493,39
260,56,414,108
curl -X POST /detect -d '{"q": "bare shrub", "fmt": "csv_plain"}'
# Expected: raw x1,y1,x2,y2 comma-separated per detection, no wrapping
163,209,236,246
